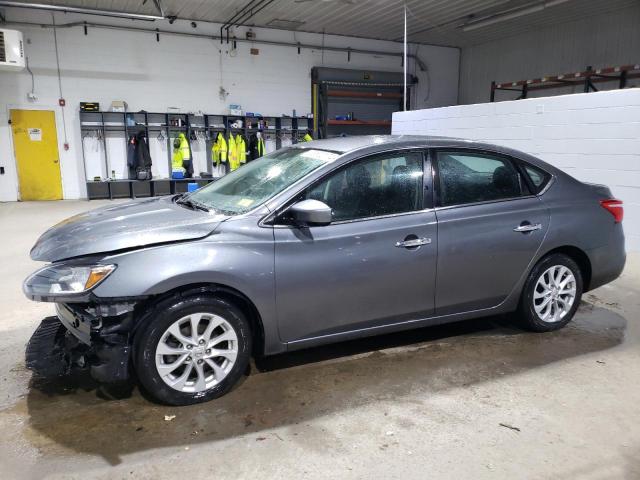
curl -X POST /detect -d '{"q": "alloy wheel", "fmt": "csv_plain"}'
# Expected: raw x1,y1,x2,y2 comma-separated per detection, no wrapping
155,313,238,393
533,265,577,323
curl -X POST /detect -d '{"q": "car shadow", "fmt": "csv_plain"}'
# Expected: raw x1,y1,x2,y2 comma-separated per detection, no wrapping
20,303,628,465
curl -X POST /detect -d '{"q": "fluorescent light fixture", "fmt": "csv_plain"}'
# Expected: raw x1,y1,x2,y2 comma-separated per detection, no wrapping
462,0,572,32
0,1,164,21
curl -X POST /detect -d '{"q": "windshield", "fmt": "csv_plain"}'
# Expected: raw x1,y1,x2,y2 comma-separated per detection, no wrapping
188,148,340,214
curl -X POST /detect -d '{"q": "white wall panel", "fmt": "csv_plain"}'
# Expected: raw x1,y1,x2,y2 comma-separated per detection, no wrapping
0,8,460,201
393,89,640,251
459,4,640,105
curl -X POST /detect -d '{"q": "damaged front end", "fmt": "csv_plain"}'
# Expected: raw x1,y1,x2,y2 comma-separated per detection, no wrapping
26,301,139,383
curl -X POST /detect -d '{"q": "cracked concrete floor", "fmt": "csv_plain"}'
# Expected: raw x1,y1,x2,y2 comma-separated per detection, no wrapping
0,200,639,480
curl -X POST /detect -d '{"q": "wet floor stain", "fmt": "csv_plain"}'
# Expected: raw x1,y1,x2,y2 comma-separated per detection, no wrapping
0,303,628,466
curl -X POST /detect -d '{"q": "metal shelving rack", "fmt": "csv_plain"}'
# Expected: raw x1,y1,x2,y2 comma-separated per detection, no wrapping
312,67,415,139
490,64,640,102
79,110,312,200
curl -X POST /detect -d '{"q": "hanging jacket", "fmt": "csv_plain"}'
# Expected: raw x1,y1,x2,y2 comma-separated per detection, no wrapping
249,134,265,160
134,131,152,180
172,133,192,175
172,135,186,175
127,135,138,179
178,132,191,161
228,133,239,171
236,134,247,165
212,132,228,166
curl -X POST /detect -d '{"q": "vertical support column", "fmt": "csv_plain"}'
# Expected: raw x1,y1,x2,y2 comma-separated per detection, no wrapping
490,81,496,102
166,114,172,178
403,4,407,111
619,70,628,89
101,112,109,180
584,66,593,93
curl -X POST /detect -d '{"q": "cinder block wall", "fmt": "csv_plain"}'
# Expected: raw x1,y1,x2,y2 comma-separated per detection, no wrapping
392,89,640,251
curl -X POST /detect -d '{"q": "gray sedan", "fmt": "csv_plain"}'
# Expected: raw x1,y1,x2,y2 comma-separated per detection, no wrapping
23,135,626,405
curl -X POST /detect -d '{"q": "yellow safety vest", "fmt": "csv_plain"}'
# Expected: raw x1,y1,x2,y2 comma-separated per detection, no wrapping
228,134,239,171
256,137,265,157
172,134,188,173
172,149,185,173
236,135,247,165
212,133,227,166
178,133,190,160
303,133,313,142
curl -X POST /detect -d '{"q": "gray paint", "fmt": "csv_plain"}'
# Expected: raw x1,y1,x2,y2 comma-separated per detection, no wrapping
30,196,228,262
25,136,626,356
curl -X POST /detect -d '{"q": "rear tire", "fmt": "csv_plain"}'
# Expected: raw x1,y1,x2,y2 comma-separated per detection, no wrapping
517,253,583,332
134,294,251,406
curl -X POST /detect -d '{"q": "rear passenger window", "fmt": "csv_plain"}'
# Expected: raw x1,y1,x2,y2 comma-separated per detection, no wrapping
436,152,525,207
523,164,550,193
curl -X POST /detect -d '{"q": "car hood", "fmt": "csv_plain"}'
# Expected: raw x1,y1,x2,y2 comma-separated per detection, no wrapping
31,196,229,262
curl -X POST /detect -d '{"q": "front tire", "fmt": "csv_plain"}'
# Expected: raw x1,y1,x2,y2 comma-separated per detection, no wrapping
517,253,583,332
134,294,251,405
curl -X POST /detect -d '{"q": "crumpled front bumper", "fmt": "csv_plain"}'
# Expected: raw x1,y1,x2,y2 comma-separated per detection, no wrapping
26,301,139,383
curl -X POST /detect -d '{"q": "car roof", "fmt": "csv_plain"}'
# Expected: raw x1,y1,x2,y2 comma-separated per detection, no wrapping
298,134,560,175
300,135,483,153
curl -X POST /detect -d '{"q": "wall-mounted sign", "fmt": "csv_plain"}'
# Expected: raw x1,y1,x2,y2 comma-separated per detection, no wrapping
28,128,42,141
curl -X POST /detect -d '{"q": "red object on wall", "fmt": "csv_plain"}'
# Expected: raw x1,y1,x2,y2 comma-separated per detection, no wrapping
58,98,66,107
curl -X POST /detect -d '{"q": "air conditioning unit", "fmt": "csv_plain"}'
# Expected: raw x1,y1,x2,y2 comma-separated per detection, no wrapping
0,29,26,72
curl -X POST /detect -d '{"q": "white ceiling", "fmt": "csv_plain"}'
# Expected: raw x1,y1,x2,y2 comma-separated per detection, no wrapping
4,0,639,47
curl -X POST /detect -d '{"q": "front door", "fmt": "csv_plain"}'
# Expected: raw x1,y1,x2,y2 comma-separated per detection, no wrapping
433,149,550,314
10,110,62,200
274,150,437,344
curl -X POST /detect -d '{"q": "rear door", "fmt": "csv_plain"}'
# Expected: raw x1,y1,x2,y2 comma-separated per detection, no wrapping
433,149,549,315
273,150,437,344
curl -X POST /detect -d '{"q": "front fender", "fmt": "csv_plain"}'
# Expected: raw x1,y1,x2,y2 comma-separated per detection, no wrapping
92,222,278,351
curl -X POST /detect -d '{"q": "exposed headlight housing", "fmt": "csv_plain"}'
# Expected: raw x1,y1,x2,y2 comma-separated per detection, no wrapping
24,264,116,297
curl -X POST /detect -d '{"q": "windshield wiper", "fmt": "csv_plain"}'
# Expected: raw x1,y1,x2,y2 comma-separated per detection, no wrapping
176,196,210,212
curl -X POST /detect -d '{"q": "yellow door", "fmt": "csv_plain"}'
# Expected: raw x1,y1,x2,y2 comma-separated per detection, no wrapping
10,109,63,200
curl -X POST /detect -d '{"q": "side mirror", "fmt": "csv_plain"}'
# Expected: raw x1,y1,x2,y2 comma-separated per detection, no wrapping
289,199,332,226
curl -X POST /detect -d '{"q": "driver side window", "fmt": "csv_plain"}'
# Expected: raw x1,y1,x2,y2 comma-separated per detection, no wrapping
304,152,424,222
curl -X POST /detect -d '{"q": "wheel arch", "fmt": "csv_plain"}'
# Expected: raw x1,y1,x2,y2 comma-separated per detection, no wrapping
134,282,266,358
538,245,592,291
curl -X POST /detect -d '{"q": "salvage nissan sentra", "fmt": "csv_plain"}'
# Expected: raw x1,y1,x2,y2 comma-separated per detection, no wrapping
23,135,626,405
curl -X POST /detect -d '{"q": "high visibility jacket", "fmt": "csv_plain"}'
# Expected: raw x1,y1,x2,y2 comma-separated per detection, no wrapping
172,134,188,173
178,133,190,160
250,136,265,160
228,134,240,171
212,132,227,166
236,135,247,165
303,133,313,142
172,150,185,173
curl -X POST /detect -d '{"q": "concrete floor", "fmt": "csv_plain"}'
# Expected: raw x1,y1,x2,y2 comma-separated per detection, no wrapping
0,200,639,480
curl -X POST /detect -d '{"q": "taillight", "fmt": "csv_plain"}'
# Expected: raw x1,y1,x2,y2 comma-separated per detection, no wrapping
600,199,623,223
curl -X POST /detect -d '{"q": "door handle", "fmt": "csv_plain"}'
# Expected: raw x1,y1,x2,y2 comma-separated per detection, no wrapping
395,237,432,248
513,223,542,233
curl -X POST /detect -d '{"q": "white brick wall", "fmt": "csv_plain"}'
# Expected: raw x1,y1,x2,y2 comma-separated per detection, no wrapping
392,89,640,251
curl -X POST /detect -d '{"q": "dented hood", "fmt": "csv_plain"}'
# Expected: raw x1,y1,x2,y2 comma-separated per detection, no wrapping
30,196,228,262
